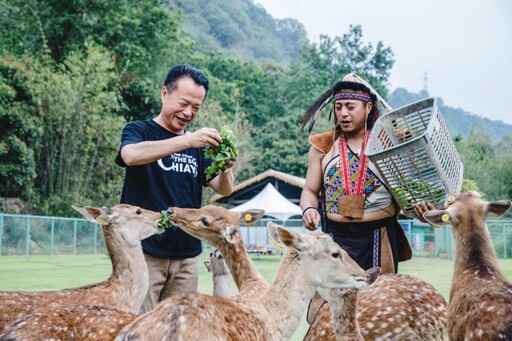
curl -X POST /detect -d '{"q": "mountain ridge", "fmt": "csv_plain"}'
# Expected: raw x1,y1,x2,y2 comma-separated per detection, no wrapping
389,88,512,141
172,0,511,141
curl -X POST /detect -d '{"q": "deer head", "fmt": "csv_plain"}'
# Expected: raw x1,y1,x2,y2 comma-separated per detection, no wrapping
73,204,166,245
166,205,264,246
423,191,511,228
268,222,368,290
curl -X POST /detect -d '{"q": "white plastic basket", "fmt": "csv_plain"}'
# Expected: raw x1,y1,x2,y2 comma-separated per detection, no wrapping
365,97,463,217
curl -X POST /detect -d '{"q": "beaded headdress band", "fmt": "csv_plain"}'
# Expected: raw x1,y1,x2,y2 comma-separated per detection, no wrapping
333,89,372,103
301,81,377,133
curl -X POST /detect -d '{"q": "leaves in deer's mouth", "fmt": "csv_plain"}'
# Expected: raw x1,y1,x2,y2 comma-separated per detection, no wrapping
204,126,238,181
157,210,172,229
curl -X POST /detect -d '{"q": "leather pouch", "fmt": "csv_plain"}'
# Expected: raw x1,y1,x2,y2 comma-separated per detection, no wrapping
337,195,365,219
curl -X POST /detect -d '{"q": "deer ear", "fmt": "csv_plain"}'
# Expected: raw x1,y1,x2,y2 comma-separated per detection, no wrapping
487,200,511,218
277,226,308,251
90,206,113,225
224,226,242,244
423,210,452,225
239,209,265,225
72,205,98,223
366,267,381,285
267,222,284,249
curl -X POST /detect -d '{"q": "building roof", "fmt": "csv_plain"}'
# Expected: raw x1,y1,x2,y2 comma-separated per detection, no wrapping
210,169,305,206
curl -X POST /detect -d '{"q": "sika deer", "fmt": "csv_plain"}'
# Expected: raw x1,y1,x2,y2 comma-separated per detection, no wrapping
165,205,269,298
269,226,437,341
115,223,368,341
423,191,512,341
0,204,165,334
204,249,232,297
0,305,136,341
305,273,448,340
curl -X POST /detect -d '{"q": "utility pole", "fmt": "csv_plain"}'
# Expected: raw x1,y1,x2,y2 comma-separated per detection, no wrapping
423,71,429,93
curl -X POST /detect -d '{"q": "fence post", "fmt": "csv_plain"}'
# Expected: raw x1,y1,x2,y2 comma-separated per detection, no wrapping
247,223,252,246
0,214,3,255
503,223,507,259
93,224,98,254
50,218,55,255
25,216,31,256
445,226,453,260
73,220,77,255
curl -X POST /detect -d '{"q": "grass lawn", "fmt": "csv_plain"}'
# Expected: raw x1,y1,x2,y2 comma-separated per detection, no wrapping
1,251,511,341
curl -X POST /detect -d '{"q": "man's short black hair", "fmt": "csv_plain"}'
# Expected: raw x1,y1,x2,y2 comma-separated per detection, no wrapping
163,65,209,98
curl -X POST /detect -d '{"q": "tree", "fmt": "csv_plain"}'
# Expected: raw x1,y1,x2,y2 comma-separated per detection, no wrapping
455,130,512,201
1,0,180,74
0,0,188,121
249,25,395,177
255,115,310,176
283,25,394,127
0,55,41,198
490,136,512,199
31,44,125,215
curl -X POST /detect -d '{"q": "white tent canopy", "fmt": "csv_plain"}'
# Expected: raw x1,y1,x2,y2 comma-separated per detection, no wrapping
228,183,302,221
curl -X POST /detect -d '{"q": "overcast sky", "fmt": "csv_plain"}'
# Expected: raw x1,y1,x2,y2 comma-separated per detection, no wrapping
255,0,512,125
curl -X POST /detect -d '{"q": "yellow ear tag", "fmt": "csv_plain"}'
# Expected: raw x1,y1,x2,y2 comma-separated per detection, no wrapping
441,214,450,222
269,238,283,250
95,217,109,225
433,225,440,229
244,213,252,222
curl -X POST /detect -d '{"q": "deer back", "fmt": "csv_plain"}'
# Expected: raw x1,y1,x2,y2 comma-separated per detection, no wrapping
0,304,135,341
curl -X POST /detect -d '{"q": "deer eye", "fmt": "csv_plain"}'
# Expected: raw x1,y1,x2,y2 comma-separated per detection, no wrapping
200,217,209,226
332,251,341,259
136,208,143,215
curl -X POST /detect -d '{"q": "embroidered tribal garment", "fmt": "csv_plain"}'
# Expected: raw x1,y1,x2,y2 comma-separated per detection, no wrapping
324,152,392,214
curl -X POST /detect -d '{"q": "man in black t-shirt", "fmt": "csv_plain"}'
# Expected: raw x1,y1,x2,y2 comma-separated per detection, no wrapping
116,65,235,313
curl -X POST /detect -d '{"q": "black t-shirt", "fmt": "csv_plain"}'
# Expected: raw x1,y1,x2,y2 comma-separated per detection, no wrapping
115,119,213,258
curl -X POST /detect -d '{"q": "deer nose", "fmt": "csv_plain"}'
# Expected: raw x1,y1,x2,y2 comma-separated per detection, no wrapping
167,207,174,216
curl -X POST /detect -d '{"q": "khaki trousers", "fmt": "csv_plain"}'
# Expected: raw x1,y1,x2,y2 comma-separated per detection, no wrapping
139,253,199,314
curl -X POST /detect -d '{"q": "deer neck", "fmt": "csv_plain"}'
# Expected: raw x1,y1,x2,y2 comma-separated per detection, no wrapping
212,275,231,297
103,227,149,312
258,251,317,341
329,289,363,341
219,242,265,291
452,222,502,280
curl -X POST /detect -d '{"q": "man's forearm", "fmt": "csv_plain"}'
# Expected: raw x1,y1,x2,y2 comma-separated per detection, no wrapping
121,136,191,166
217,170,234,195
300,189,319,210
210,169,234,196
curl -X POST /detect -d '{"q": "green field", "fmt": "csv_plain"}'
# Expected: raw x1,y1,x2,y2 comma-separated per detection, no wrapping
1,251,511,340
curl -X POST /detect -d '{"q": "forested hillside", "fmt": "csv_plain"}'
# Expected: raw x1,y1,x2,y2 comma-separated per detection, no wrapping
0,0,510,216
390,88,512,141
169,0,307,64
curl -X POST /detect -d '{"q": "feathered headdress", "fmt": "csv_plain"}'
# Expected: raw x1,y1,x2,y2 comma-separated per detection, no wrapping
300,79,380,134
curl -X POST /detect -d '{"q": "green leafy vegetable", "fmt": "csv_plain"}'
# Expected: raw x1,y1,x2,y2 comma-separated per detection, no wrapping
392,179,445,211
204,126,238,181
157,210,172,229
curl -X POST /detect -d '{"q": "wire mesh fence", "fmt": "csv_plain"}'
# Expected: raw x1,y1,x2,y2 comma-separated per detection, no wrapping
1,213,511,259
0,214,105,256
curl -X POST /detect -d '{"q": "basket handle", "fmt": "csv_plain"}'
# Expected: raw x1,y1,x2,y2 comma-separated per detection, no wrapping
350,73,394,114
